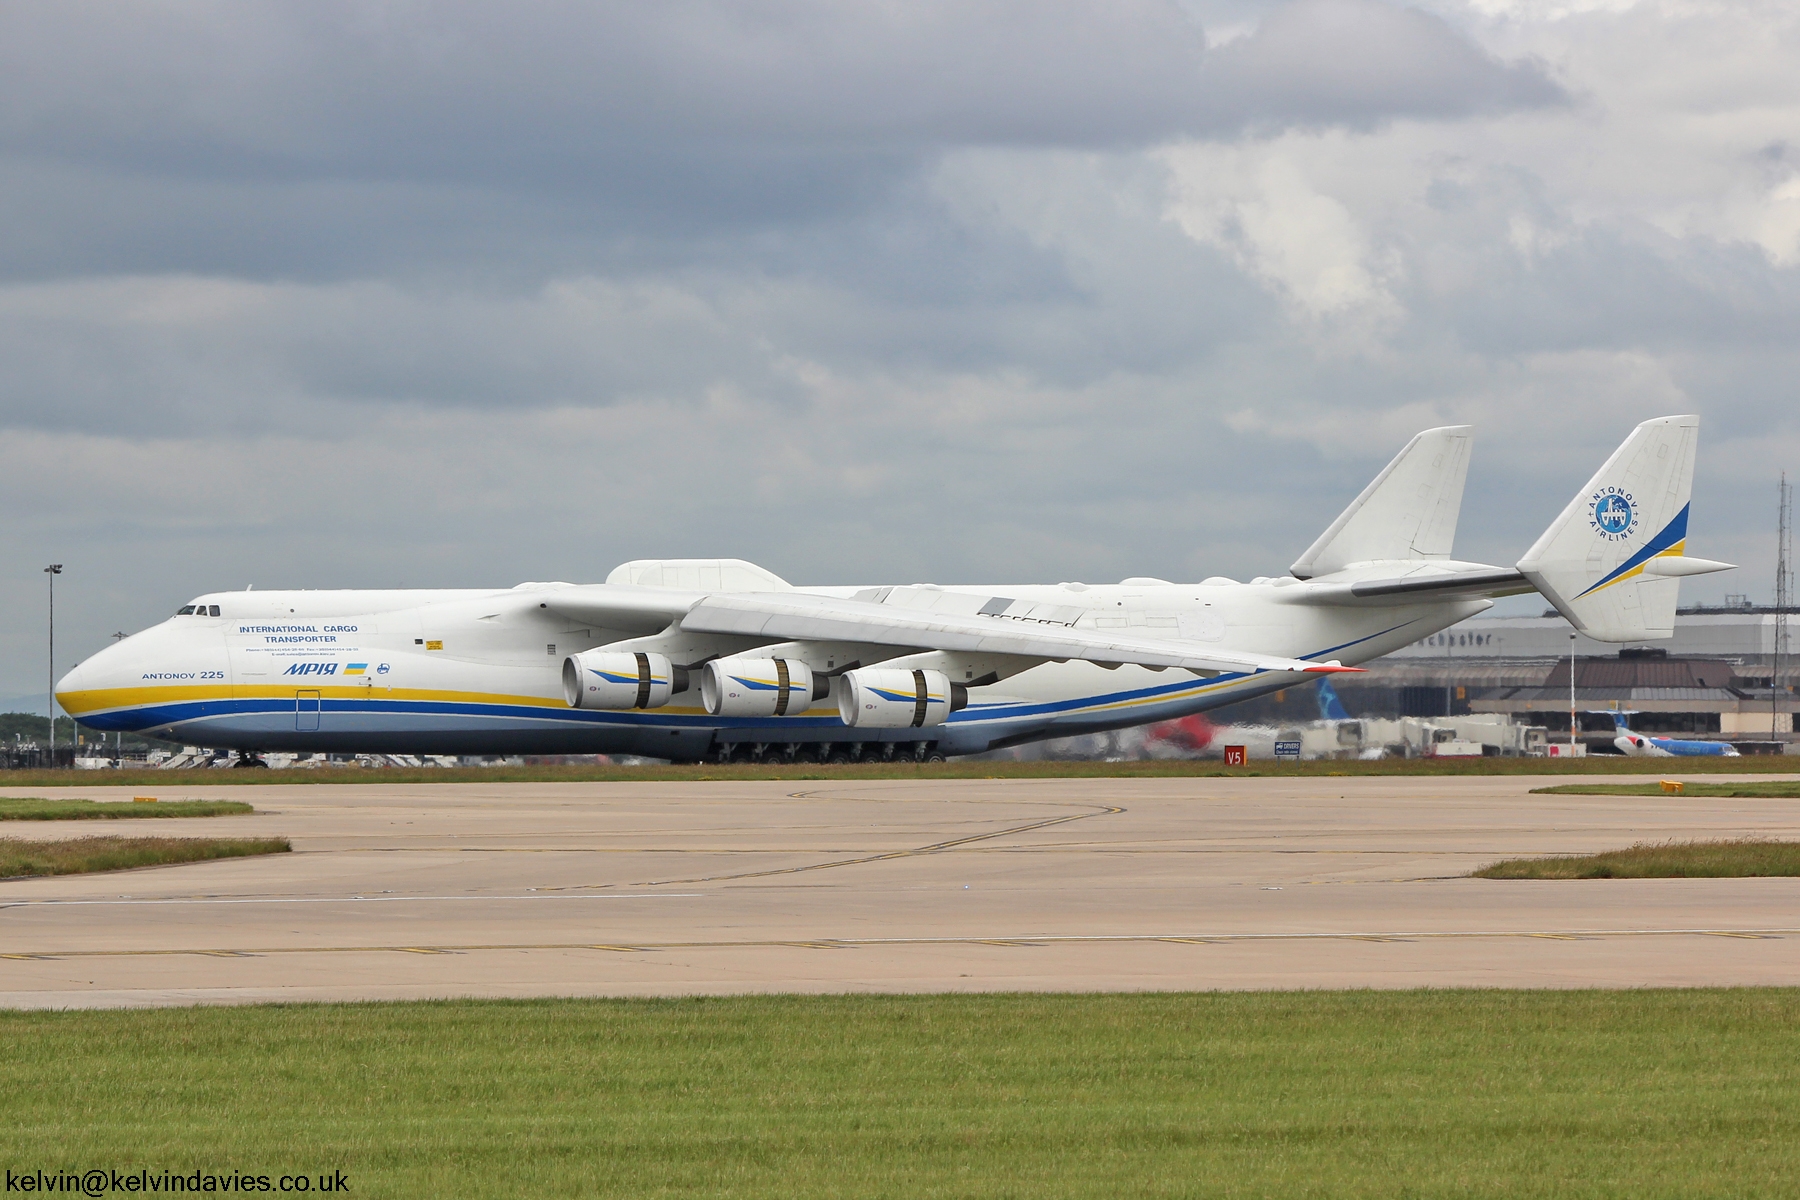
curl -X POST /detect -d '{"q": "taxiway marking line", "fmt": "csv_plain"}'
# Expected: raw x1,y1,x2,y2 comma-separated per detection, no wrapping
5,928,1792,960
0,893,702,908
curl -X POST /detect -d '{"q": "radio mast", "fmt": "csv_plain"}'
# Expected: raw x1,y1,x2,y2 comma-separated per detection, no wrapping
1776,473,1792,739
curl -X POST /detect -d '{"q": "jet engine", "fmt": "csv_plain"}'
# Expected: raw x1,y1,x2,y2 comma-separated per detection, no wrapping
563,651,678,710
700,657,817,717
836,668,961,729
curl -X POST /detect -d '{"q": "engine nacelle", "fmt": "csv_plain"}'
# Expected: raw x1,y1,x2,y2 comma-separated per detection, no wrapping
701,657,817,717
563,651,677,710
837,668,958,729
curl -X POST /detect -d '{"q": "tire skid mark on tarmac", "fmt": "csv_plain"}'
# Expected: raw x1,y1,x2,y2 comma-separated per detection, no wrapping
535,799,1128,891
4,927,1792,960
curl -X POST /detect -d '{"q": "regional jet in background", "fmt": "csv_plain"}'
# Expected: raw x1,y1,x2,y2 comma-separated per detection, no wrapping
1605,712,1742,757
57,416,1731,763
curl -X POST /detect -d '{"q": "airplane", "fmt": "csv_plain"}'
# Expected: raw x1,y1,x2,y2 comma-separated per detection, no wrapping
1142,677,1347,755
55,415,1732,765
1601,711,1741,757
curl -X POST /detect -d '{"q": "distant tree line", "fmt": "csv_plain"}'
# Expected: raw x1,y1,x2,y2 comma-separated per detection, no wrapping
0,712,176,752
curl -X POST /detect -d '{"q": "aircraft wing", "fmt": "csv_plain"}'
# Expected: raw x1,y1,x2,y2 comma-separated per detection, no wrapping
1294,567,1533,606
540,585,705,635
679,592,1359,677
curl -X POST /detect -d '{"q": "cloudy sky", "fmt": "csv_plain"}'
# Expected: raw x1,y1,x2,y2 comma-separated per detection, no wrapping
4,0,1797,707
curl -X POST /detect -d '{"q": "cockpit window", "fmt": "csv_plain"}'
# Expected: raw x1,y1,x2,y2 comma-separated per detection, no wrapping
176,606,196,615
208,605,221,616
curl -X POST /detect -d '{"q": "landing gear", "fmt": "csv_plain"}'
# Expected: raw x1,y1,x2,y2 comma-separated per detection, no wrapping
231,751,269,769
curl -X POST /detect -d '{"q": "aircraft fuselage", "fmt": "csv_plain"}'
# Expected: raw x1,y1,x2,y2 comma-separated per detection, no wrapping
57,580,1476,759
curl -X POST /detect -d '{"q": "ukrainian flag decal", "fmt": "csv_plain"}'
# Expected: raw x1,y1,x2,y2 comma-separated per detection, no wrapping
344,663,368,675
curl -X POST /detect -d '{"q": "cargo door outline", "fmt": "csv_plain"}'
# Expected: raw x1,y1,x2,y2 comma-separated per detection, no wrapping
295,690,322,732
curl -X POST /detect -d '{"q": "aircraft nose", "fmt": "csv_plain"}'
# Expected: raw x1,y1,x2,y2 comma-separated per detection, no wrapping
54,660,87,706
56,639,129,718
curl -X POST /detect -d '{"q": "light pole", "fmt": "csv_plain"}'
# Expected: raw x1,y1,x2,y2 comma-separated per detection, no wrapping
44,564,62,767
111,631,126,761
1568,630,1577,750
1445,627,1454,719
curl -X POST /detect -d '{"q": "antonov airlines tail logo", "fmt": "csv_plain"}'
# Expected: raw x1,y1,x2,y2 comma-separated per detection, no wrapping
1590,488,1635,540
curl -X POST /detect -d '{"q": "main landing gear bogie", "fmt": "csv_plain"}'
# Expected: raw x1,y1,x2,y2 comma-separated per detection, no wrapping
707,741,947,765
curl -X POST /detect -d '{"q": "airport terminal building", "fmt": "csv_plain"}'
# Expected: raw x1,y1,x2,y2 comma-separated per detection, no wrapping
1334,603,1795,747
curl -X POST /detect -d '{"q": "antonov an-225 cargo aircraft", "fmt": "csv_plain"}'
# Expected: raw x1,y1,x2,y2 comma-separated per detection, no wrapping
57,416,1731,763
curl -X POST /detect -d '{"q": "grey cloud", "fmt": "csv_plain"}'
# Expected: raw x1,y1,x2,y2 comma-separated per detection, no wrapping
0,150,1276,436
0,1,1217,280
0,1,1212,178
1393,160,1800,357
0,0,1562,264
1196,0,1565,133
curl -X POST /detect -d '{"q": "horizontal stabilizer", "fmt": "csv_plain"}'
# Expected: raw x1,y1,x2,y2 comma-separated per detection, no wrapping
1640,556,1734,578
1296,566,1532,606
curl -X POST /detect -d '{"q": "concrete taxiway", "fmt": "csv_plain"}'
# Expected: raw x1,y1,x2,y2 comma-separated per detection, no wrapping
3,774,1798,1008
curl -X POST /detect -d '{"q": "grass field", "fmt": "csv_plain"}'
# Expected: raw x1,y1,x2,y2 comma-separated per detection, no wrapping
1536,780,1800,798
0,835,288,878
1,990,1796,1198
0,796,254,820
1473,839,1800,879
6,754,1800,788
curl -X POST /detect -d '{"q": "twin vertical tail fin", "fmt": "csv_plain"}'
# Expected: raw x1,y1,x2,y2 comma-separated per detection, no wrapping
1290,426,1473,578
1518,415,1733,641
